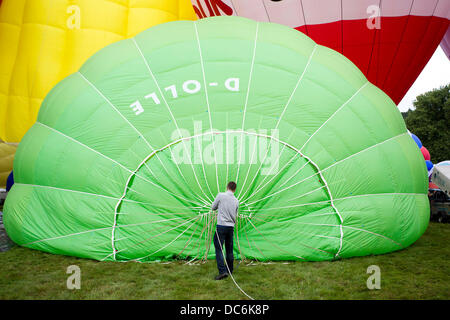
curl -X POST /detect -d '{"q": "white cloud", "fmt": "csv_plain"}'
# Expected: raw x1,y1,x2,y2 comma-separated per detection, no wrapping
397,46,450,112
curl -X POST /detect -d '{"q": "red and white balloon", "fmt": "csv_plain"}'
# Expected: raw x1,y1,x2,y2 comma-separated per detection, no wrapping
192,0,450,105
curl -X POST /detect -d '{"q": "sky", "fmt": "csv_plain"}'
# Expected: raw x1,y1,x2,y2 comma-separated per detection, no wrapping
397,46,450,112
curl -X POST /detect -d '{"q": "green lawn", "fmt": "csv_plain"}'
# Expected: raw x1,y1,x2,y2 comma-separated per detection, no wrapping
0,222,448,300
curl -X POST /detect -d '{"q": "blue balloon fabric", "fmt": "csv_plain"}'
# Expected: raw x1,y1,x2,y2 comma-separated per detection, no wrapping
410,133,422,149
6,171,13,192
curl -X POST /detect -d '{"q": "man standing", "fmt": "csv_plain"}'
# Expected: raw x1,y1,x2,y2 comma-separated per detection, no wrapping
211,181,239,280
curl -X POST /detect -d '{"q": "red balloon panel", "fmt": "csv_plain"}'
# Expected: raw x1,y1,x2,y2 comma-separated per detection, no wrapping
192,0,450,105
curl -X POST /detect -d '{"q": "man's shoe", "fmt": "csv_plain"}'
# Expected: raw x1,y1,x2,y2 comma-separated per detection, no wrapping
214,273,228,280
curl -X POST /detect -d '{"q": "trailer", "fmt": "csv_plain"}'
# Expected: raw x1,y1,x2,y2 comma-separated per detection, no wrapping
430,161,450,223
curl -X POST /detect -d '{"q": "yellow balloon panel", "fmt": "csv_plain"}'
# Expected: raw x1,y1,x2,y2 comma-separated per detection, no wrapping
0,0,196,143
0,142,16,188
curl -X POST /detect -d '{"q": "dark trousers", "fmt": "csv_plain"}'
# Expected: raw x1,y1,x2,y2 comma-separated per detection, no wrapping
214,225,234,275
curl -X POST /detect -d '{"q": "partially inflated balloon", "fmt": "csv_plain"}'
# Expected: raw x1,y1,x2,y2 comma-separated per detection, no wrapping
421,146,431,161
5,17,429,262
0,0,196,143
192,0,450,105
0,142,16,188
428,162,434,178
408,132,423,149
426,160,433,171
6,171,13,192
408,131,432,176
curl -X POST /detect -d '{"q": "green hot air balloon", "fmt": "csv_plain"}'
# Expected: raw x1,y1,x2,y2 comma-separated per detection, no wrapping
4,17,429,262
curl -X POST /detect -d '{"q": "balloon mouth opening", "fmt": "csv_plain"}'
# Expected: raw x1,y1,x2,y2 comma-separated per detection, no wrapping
108,130,340,261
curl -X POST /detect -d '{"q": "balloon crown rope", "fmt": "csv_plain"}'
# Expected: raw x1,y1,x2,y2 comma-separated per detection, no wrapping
105,129,345,262
102,128,346,300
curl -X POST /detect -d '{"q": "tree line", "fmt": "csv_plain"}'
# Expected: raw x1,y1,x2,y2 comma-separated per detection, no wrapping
402,84,449,164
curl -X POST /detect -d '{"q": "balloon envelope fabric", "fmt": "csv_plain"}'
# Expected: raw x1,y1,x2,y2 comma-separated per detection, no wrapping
5,17,429,262
0,0,196,143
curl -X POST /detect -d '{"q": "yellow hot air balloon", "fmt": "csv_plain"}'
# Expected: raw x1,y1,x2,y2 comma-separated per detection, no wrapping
0,141,16,188
0,0,196,143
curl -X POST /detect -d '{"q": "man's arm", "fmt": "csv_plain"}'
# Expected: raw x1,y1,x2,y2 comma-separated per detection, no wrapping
211,194,220,211
233,201,239,223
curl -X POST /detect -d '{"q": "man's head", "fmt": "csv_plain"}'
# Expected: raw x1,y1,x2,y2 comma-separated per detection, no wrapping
227,181,237,193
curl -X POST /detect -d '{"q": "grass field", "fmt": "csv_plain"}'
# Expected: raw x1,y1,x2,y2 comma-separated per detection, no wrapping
0,221,448,300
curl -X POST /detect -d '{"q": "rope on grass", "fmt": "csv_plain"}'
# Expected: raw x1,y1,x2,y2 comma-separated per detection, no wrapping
214,226,254,300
